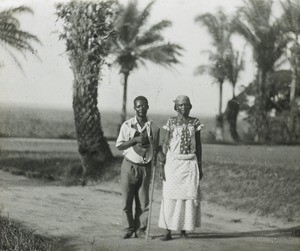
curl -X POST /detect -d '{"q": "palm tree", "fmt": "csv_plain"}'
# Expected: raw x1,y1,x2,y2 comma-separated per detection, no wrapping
111,0,183,125
225,47,245,98
0,6,40,70
195,9,232,142
56,1,116,181
281,0,300,141
224,46,245,142
232,0,289,143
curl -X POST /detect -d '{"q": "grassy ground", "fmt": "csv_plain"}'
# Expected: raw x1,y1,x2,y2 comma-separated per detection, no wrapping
0,144,299,250
0,151,82,185
0,213,66,251
202,144,300,221
202,162,300,221
0,144,299,222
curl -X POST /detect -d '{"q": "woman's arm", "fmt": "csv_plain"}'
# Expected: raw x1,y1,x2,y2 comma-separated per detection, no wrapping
158,128,170,181
195,130,203,180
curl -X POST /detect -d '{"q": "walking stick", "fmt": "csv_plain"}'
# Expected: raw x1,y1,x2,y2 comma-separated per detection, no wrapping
146,158,156,241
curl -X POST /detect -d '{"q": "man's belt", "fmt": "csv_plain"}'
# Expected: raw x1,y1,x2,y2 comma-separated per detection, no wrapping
125,157,150,166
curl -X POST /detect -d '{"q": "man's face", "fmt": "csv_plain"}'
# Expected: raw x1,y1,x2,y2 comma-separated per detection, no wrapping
176,100,191,116
134,99,149,118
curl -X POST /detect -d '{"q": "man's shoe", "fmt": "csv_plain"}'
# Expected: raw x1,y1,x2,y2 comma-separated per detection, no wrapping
135,230,146,239
122,231,134,239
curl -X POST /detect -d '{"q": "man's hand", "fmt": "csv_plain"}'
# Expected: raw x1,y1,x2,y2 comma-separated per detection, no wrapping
158,163,166,181
134,135,148,145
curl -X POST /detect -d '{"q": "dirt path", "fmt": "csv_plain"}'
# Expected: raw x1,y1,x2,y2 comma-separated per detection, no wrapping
0,170,299,251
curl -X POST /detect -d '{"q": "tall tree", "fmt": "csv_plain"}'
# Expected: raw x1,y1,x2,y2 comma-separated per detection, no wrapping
56,1,116,182
225,47,245,98
232,0,289,143
224,47,245,142
0,6,40,70
111,0,183,125
281,0,300,141
195,10,232,142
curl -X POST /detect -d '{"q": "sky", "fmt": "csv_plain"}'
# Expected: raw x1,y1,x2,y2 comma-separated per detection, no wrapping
0,0,258,116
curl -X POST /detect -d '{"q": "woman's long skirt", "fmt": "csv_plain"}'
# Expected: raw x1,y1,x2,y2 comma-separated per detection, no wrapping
158,153,201,231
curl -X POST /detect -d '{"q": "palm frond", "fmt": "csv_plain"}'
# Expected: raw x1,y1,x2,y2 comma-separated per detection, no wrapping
112,1,183,74
148,20,172,33
195,10,230,49
231,17,258,49
280,0,300,35
0,28,40,53
128,1,154,44
135,33,163,47
114,0,154,45
1,6,34,16
194,64,211,75
0,41,24,72
139,43,183,66
194,9,231,86
114,0,140,43
0,14,20,28
0,6,35,30
194,64,220,85
225,47,245,87
135,20,172,47
0,5,40,69
195,13,221,44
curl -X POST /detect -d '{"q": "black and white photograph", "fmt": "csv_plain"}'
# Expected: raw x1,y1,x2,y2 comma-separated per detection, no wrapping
0,0,299,250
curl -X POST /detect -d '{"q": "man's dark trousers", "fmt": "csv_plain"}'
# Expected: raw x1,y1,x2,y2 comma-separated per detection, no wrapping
121,158,151,233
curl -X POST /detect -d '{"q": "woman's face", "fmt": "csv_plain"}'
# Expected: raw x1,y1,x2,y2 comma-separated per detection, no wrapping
176,100,191,116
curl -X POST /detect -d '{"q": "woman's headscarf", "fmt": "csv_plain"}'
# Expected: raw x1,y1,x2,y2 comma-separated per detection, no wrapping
174,95,191,105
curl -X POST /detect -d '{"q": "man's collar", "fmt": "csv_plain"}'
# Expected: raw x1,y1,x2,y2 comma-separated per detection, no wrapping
133,116,149,124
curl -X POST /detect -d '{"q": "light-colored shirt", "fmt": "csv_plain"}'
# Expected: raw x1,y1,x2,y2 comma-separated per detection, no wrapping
116,116,154,164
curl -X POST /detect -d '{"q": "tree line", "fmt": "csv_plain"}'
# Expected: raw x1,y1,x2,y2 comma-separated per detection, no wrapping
196,0,300,144
1,0,299,179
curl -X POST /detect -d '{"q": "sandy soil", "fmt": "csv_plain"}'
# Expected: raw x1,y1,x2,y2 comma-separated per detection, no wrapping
0,170,299,251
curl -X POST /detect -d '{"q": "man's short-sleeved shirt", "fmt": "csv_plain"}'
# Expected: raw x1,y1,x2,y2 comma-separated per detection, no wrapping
116,116,156,164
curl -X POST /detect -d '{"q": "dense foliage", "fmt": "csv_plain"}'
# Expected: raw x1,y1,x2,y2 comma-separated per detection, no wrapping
197,0,300,143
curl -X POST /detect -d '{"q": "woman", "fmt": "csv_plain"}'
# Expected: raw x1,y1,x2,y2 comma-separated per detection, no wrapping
158,95,203,241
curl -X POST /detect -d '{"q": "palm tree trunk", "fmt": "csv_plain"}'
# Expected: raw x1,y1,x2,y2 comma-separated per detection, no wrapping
289,42,299,142
232,85,236,99
290,65,297,142
120,72,129,125
72,63,113,180
216,81,224,142
226,97,240,142
255,69,269,143
219,81,223,116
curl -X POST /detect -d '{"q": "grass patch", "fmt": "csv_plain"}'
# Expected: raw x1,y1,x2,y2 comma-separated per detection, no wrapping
0,150,123,186
200,144,300,221
0,151,82,184
201,161,300,222
0,213,66,251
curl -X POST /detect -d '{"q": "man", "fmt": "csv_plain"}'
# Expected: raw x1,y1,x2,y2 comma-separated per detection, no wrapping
116,96,161,239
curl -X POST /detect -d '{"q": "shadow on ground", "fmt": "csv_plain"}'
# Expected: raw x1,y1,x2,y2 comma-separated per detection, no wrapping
151,226,300,240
